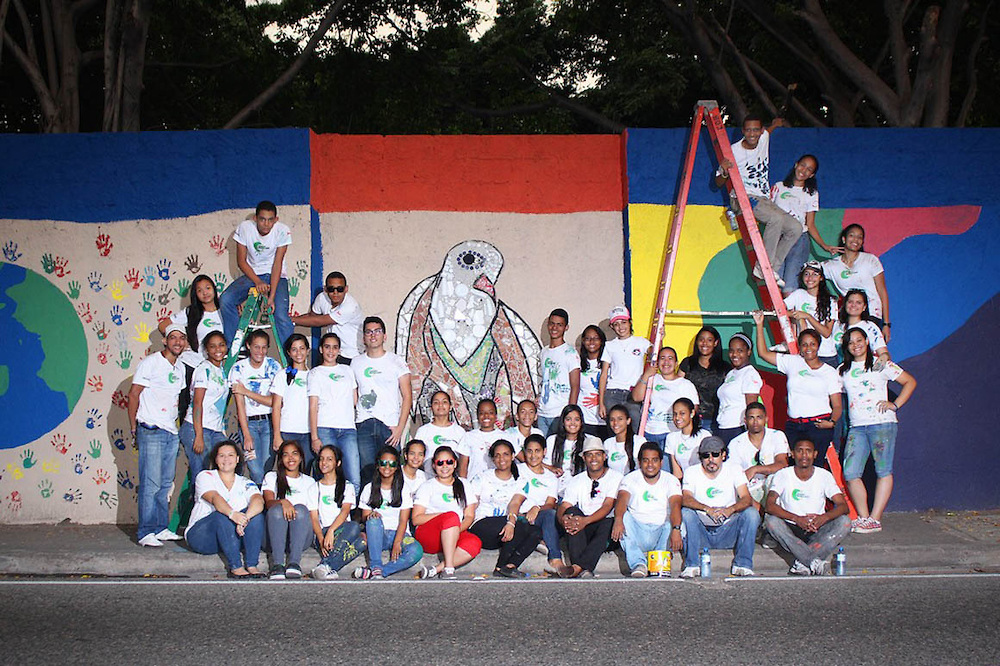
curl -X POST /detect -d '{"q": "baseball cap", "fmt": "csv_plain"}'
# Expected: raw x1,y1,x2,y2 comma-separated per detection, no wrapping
800,260,823,275
164,323,185,337
609,306,631,324
698,436,726,455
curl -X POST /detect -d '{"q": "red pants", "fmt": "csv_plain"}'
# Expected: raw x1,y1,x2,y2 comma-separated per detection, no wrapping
414,512,482,558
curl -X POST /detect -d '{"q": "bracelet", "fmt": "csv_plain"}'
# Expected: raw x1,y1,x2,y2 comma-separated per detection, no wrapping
229,509,235,520
671,525,681,531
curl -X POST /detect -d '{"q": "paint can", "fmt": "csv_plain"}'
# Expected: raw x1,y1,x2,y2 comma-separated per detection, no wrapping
647,550,671,577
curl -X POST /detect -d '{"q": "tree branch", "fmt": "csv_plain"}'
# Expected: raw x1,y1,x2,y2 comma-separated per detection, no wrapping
956,0,991,127
2,27,59,125
900,5,941,126
925,0,966,126
883,0,912,100
0,0,11,66
706,15,777,117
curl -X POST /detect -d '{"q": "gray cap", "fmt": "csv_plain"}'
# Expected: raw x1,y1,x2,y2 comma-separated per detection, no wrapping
698,436,726,454
581,439,605,454
164,323,185,337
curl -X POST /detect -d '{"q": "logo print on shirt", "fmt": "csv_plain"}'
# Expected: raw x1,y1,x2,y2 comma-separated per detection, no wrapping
253,241,266,253
321,494,334,505
851,368,864,378
706,487,722,499
840,269,853,279
642,490,655,502
798,369,810,377
654,384,666,391
791,488,807,501
364,367,381,378
168,372,178,384
442,493,454,503
610,452,624,461
328,372,342,381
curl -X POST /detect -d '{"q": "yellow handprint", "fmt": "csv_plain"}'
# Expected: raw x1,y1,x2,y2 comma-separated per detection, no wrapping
110,280,126,301
5,463,23,480
133,321,150,343
42,459,60,473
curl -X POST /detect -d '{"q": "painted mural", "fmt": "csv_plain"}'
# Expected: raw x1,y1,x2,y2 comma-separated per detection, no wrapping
396,240,541,429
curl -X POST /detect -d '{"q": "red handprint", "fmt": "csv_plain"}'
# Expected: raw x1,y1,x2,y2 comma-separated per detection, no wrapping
76,302,94,324
96,233,114,257
53,256,71,277
125,267,142,290
7,491,22,512
93,321,110,340
209,234,226,256
96,342,109,365
51,433,71,455
156,307,171,322
87,375,103,392
93,469,111,485
111,390,129,410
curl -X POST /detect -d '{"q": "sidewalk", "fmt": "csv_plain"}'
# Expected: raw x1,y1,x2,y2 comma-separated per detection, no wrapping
1,510,998,579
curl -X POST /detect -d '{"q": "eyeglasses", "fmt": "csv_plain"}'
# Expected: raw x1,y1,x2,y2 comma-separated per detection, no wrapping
434,459,456,467
376,460,398,468
364,329,384,336
326,285,346,293
590,478,600,499
699,451,723,459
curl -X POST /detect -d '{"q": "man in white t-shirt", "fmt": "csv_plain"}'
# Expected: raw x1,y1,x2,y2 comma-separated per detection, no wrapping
353,316,413,489
765,438,850,575
537,308,581,436
557,440,623,578
715,115,800,289
291,271,364,363
680,436,759,577
219,200,293,347
128,323,188,547
612,442,683,577
727,402,790,505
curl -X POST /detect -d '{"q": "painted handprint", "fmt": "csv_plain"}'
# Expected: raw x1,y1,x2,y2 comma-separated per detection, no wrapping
110,304,128,326
42,459,60,473
117,469,136,490
156,307,171,322
87,375,103,392
93,321,110,340
67,280,81,299
98,489,118,508
184,254,202,273
8,491,22,512
143,265,156,286
116,350,133,369
88,439,102,459
53,256,71,277
175,278,191,298
5,463,23,480
51,433,70,454
96,232,114,257
41,253,56,274
209,234,226,255
38,479,54,499
111,390,129,410
140,291,153,312
93,469,111,485
115,329,129,350
112,428,126,451
21,449,36,469
132,321,150,343
72,453,90,475
85,407,104,429
110,279,125,301
213,272,228,291
63,489,83,504
158,285,171,306
125,267,142,289
3,240,22,262
76,302,94,324
96,342,110,365
157,258,173,281
289,277,300,297
88,271,106,292
295,260,308,280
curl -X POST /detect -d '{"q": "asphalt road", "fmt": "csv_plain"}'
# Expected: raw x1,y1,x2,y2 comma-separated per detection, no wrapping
2,575,999,665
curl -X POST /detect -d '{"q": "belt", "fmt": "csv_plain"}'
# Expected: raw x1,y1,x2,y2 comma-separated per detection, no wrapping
787,414,832,424
248,414,271,422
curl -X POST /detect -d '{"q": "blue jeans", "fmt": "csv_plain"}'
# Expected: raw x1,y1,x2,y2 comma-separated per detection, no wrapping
784,419,832,469
241,418,273,486
537,416,559,437
136,424,180,540
780,232,811,292
317,426,360,493
179,421,226,485
356,418,391,491
220,273,292,348
534,508,562,560
644,431,668,451
715,426,744,446
622,512,670,570
266,503,312,566
281,431,312,474
186,511,264,569
605,388,640,434
844,422,898,480
318,521,367,572
681,506,760,570
364,516,424,576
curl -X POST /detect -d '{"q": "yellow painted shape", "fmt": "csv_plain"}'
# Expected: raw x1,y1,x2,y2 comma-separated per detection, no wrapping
628,203,739,355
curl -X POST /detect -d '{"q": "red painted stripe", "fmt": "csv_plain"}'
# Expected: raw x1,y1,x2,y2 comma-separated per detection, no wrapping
310,133,624,213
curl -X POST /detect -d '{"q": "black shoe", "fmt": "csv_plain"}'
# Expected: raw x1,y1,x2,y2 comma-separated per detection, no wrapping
269,564,286,580
285,562,302,579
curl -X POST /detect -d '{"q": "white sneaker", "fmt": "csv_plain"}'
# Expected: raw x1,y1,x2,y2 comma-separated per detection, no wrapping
768,342,789,353
534,542,549,556
440,567,457,580
630,565,648,578
312,564,333,581
155,529,183,542
679,566,699,579
789,561,811,576
773,272,786,288
731,566,755,577
138,534,163,547
752,264,764,281
419,565,438,579
810,559,830,576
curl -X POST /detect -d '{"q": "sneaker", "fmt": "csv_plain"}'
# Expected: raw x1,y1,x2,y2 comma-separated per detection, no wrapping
155,529,183,542
752,264,765,281
853,517,880,534
760,532,780,550
419,565,438,580
578,570,595,579
138,534,163,547
679,566,699,579
767,343,789,353
867,518,883,533
850,518,864,532
534,542,549,556
285,563,302,579
774,272,786,288
789,561,811,576
312,564,333,581
730,566,755,577
810,559,830,576
630,565,648,578
353,566,381,580
269,564,286,580
440,567,457,580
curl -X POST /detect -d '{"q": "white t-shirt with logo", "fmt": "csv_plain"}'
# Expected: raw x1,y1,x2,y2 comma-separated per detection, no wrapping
775,354,842,419
470,471,522,522
313,479,357,529
682,462,747,509
412,477,472,522
539,342,580,418
770,182,819,231
618,470,681,525
134,351,185,433
185,360,229,432
562,469,624,517
416,422,468,473
359,482,412,534
456,428,507,481
402,469,428,503
601,336,652,391
353,351,411,427
579,358,603,425
503,425,544,455
830,320,887,354
730,130,770,198
307,364,357,429
645,375,699,435
228,357,282,418
262,471,319,510
841,360,905,426
666,428,712,472
188,470,261,530
234,219,291,279
269,369,310,434
170,307,225,368
823,253,886,318
310,292,363,359
727,428,791,494
769,465,842,520
716,365,764,429
514,465,559,511
784,289,839,358
603,434,648,476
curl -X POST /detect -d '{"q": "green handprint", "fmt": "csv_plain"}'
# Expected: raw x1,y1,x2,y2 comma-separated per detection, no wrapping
41,253,56,274
175,278,191,298
38,479,53,499
141,291,153,313
289,277,300,297
116,350,133,370
21,449,36,469
67,280,81,299
88,439,102,459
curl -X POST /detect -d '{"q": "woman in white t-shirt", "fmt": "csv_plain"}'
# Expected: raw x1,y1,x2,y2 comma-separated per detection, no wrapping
414,390,468,473
715,333,764,445
603,404,647,477
784,261,839,366
185,441,266,579
308,444,366,580
830,289,890,363
504,399,544,463
457,399,506,481
262,441,318,580
354,446,424,579
308,333,360,490
632,346,699,447
578,325,608,440
823,223,892,342
179,331,230,499
665,397,711,479
401,439,428,502
839,327,916,534
508,434,572,577
755,313,842,468
271,334,312,471
468,440,543,578
545,405,600,491
411,446,482,580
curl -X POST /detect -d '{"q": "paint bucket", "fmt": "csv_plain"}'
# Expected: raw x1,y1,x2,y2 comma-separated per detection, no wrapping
647,550,671,576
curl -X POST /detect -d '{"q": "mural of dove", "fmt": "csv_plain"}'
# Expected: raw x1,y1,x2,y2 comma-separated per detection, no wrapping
396,240,541,429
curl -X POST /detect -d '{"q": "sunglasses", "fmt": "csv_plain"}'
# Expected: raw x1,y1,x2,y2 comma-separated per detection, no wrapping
590,478,600,499
434,459,456,467
326,285,346,293
376,459,398,468
700,451,724,459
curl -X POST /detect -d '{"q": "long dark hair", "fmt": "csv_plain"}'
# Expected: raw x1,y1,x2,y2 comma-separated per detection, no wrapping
579,324,606,373
799,268,835,323
368,446,404,509
283,333,310,384
185,275,219,352
839,223,866,252
208,440,245,475
673,397,702,435
839,327,875,376
432,445,467,509
275,440,305,500
317,444,347,506
681,326,729,374
839,289,873,325
781,154,819,195
488,439,519,480
607,404,636,472
551,404,587,475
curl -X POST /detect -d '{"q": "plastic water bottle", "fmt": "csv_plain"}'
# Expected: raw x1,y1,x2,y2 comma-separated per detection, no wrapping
725,209,739,231
700,548,712,578
834,547,846,576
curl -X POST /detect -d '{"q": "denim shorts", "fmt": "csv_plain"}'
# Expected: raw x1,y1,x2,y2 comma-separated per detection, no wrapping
844,422,897,480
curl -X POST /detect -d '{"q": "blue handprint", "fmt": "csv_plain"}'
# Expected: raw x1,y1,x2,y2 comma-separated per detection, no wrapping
112,428,126,451
157,258,173,281
72,453,89,475
110,304,128,326
85,408,103,430
117,469,135,489
143,266,156,286
63,489,83,504
3,240,22,262
88,271,105,293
